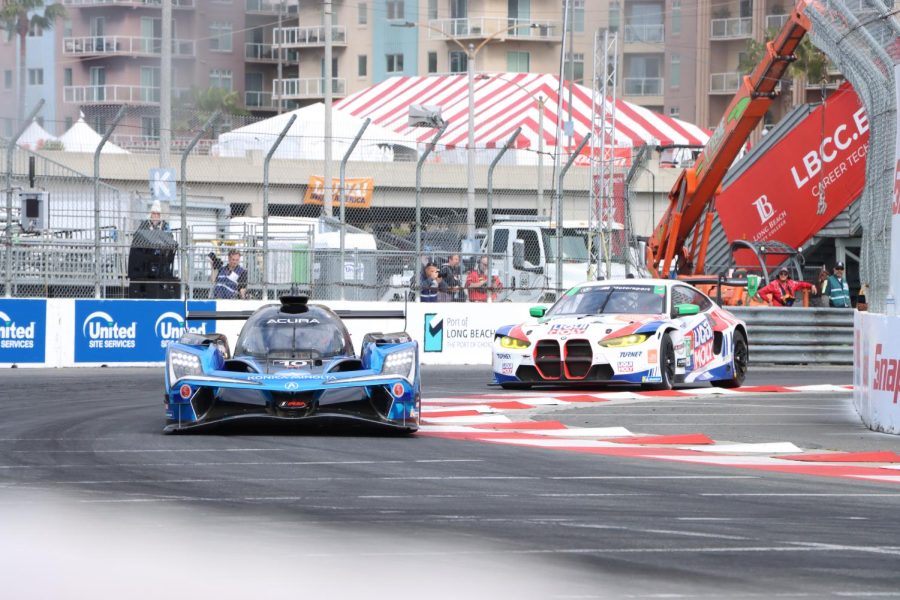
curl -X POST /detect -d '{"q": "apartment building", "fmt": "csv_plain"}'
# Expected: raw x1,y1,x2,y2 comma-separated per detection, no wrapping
0,0,840,148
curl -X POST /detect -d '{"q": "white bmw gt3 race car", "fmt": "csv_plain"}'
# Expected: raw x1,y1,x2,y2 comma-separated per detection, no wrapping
492,279,749,390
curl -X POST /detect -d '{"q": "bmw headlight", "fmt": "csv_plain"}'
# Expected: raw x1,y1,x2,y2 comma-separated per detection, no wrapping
598,334,650,348
169,349,202,383
382,348,416,381
499,336,531,349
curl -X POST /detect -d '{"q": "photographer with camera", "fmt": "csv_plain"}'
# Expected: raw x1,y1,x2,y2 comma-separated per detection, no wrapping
754,267,816,307
210,249,248,299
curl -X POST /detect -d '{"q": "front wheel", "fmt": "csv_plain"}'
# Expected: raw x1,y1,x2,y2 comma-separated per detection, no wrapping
712,330,748,389
643,333,675,391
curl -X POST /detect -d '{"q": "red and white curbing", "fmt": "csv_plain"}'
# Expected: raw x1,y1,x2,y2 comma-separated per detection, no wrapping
417,384,900,486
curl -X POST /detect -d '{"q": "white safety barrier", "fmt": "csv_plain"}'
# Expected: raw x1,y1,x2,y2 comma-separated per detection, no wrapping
0,298,535,368
854,311,900,434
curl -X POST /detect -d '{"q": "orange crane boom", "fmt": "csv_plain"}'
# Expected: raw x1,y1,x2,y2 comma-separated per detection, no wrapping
647,1,813,277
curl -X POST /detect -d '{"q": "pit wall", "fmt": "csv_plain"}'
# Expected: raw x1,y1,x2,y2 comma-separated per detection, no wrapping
0,299,520,368
853,311,900,434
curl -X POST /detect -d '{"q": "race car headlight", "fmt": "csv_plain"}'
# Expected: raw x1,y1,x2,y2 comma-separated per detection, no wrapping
169,350,202,383
499,336,531,349
598,334,651,348
381,349,416,380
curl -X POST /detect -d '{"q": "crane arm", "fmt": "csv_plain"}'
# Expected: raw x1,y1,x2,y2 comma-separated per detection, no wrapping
647,1,813,277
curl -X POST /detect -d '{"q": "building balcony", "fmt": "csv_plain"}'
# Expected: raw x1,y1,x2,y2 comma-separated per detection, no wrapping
245,0,297,15
63,36,195,58
710,17,752,39
61,0,194,9
427,17,561,42
709,71,742,94
245,90,276,109
244,43,299,64
63,85,187,105
766,14,789,31
272,78,346,100
272,26,347,49
623,77,663,96
623,23,664,44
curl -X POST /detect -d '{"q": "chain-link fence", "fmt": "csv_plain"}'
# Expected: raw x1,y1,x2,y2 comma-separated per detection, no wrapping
2,100,609,303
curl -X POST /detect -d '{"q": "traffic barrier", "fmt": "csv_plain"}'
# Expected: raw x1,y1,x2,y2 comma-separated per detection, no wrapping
730,306,854,365
0,299,857,368
854,312,900,435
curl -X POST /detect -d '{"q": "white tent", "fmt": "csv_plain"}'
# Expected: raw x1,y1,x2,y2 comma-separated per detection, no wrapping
213,103,419,161
58,115,128,154
16,119,57,151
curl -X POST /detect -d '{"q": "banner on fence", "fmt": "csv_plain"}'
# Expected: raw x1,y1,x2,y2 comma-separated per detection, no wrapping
303,176,374,208
74,300,215,363
0,299,46,363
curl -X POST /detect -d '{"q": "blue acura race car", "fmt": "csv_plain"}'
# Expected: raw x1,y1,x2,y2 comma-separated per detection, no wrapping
164,296,419,433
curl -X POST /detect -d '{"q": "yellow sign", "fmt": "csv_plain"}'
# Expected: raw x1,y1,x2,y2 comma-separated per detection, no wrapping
303,176,374,209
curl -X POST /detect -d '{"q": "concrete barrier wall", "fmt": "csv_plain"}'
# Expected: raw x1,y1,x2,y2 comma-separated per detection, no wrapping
854,311,900,434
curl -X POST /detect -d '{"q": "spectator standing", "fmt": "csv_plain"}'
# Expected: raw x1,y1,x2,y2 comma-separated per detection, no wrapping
138,200,169,231
822,261,851,308
211,249,248,299
420,262,440,302
438,254,466,302
755,267,817,306
466,255,503,302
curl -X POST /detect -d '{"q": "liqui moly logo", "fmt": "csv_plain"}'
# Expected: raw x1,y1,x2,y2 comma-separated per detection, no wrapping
873,344,900,403
0,310,36,349
82,311,137,349
154,312,207,348
547,323,589,336
753,195,776,224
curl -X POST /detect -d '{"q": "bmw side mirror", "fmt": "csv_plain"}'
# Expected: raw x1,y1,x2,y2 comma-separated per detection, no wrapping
674,303,700,316
529,306,546,318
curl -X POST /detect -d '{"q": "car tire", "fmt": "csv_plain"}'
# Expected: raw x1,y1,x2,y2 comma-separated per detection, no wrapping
644,333,675,391
712,330,748,389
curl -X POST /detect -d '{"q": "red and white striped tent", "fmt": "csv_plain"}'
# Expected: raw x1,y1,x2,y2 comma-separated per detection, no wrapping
336,73,709,164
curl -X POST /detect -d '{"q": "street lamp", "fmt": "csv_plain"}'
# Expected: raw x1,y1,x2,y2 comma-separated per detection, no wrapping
393,20,544,240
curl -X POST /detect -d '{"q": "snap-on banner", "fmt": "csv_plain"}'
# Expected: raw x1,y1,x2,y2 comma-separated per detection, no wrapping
74,300,215,363
0,299,46,363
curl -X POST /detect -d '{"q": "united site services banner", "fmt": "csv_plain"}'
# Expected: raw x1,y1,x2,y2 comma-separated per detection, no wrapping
716,84,868,265
74,300,215,363
0,299,46,363
303,176,374,209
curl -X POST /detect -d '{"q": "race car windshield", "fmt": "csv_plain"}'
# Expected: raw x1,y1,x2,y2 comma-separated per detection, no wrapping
548,285,666,316
235,319,345,359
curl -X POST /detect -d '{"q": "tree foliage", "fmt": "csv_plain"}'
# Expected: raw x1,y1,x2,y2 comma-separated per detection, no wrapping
739,27,829,85
0,0,66,41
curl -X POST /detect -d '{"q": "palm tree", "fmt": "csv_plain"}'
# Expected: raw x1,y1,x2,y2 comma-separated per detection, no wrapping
0,0,66,123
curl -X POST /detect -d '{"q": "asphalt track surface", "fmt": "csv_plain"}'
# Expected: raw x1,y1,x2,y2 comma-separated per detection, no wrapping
3,365,900,599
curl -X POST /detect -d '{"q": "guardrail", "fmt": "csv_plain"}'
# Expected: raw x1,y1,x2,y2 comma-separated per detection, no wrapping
731,306,854,365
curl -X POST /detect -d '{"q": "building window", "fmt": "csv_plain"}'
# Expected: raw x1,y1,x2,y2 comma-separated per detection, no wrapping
670,54,681,88
358,55,367,77
609,1,620,32
209,22,233,52
507,51,530,73
427,51,438,73
209,69,233,90
28,21,43,37
668,106,680,118
386,53,404,73
3,70,11,90
564,52,584,84
64,68,73,87
449,51,467,73
386,0,404,20
142,116,160,140
358,2,367,25
63,19,72,38
671,0,681,35
428,0,438,19
565,0,585,33
27,69,43,86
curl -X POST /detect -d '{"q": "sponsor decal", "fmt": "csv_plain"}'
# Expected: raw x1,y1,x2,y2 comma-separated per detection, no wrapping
619,351,642,358
690,319,715,369
75,301,214,363
495,353,512,359
547,323,589,336
425,312,495,354
266,318,320,325
248,373,330,381
647,349,659,364
501,362,514,375
641,375,662,383
284,381,300,391
424,313,444,353
753,194,775,223
179,384,193,399
392,382,405,397
281,400,308,408
0,300,45,363
873,344,900,403
617,361,634,373
272,359,310,368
